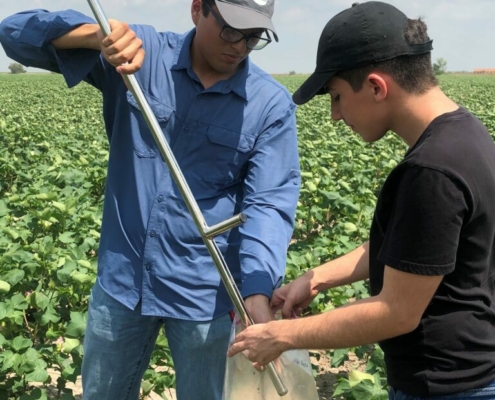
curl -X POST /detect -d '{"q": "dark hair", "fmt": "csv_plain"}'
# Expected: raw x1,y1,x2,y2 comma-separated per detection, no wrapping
336,19,438,94
201,0,215,17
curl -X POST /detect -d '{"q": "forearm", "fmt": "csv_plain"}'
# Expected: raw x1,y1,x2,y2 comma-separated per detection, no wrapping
230,267,443,365
51,23,100,50
276,293,407,350
0,10,100,83
274,264,443,351
311,241,370,291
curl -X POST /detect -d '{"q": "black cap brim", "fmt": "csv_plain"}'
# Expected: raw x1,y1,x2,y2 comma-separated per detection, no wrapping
292,70,336,105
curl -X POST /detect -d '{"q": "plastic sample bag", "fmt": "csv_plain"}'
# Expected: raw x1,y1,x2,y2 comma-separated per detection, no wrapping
222,314,319,400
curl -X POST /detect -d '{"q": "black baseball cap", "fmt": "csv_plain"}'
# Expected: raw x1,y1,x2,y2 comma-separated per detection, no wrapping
292,1,433,105
214,0,278,41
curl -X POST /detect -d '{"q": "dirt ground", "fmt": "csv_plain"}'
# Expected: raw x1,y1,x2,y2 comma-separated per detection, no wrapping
41,350,362,400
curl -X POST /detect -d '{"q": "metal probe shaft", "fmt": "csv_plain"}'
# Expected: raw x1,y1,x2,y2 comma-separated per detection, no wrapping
86,0,288,395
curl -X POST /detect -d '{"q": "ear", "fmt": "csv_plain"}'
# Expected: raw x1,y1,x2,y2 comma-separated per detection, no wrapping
191,0,202,26
366,73,388,102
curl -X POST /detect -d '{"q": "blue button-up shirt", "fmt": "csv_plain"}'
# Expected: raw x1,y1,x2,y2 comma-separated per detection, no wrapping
0,9,301,320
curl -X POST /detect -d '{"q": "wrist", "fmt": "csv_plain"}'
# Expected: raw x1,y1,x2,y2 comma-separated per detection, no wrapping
306,269,325,294
270,319,295,352
52,24,101,51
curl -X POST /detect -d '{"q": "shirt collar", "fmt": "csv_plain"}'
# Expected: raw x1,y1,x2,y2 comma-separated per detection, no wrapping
171,29,250,102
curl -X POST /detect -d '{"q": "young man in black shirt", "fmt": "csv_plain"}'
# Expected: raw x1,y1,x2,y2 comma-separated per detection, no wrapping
228,2,495,398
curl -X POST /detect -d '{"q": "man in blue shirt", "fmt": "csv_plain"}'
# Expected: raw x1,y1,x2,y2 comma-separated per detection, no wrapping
0,1,300,399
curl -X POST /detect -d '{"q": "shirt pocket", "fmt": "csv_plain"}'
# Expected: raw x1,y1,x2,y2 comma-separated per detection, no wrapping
193,125,256,185
126,91,174,158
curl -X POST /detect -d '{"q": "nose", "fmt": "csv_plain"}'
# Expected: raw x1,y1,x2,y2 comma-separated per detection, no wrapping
331,100,342,122
229,40,247,55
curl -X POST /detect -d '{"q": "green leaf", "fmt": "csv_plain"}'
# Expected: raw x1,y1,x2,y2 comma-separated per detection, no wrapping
77,259,92,269
12,336,33,351
25,368,50,383
89,229,101,239
61,358,80,383
0,302,7,320
34,305,61,326
70,271,93,284
141,380,154,395
306,181,317,192
0,280,11,294
62,338,80,353
2,269,25,286
59,232,76,244
33,291,50,310
369,347,386,370
46,327,64,340
350,380,388,400
57,265,77,283
349,370,375,387
10,293,28,310
0,200,8,217
331,348,349,367
65,312,87,338
2,228,19,240
23,348,41,364
343,222,358,233
52,201,67,213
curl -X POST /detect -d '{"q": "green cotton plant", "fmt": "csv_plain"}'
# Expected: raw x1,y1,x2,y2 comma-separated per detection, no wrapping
0,72,494,399
0,75,100,399
0,74,176,399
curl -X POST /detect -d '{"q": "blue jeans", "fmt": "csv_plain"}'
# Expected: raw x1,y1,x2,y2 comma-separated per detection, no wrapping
81,281,232,400
389,380,495,400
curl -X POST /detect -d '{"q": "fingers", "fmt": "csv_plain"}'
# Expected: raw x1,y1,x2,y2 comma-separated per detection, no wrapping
228,341,266,371
227,337,245,358
228,342,266,371
253,362,265,372
281,302,294,319
294,306,303,317
269,288,285,309
117,48,145,74
99,20,144,74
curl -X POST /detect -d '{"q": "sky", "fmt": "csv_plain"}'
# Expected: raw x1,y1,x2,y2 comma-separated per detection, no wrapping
1,0,494,74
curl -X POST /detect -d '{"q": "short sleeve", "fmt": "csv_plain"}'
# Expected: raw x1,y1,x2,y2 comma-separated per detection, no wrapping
378,165,469,276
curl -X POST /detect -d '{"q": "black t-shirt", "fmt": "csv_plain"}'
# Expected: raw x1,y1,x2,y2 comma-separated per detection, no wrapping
369,107,495,396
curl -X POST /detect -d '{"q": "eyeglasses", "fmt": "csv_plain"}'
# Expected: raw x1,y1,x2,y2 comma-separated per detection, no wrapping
204,2,272,51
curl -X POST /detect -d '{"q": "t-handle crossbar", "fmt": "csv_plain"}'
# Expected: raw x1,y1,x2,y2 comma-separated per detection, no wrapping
86,0,288,396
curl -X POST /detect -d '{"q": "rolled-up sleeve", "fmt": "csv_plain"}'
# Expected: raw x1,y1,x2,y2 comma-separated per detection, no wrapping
240,100,301,298
0,9,100,88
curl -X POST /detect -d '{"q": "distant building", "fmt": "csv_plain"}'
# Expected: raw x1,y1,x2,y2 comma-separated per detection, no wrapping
474,68,495,75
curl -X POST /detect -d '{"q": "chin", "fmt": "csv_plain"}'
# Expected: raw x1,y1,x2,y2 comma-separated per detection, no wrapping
360,131,386,143
214,62,238,75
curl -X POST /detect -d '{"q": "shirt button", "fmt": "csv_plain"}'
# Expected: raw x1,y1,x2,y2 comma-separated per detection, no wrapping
184,127,190,133
157,195,164,203
150,230,156,238
145,264,152,271
197,94,203,99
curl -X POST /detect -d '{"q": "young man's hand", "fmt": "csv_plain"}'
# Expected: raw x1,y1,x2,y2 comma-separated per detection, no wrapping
96,20,144,74
270,271,319,318
227,319,288,368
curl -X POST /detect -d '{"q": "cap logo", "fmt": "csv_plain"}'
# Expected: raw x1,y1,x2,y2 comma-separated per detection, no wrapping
253,0,268,5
